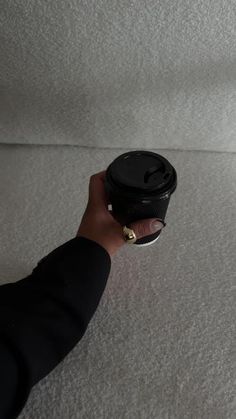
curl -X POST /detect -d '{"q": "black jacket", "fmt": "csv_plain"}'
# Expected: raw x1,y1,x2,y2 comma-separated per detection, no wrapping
0,236,111,419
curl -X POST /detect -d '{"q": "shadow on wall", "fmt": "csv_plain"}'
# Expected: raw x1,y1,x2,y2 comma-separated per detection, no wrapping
0,58,236,147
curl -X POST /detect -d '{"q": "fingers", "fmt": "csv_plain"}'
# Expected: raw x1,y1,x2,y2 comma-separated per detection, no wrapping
88,170,110,209
94,170,107,181
129,218,165,240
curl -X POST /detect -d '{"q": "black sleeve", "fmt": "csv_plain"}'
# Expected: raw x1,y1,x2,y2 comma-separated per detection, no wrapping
0,236,111,419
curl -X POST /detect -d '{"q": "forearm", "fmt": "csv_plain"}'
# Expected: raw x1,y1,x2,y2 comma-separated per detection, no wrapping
0,237,111,418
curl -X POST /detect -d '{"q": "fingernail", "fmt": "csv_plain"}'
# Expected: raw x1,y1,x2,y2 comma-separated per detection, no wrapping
150,219,165,233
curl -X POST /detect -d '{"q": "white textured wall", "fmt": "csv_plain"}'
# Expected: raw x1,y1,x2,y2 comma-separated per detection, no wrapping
1,1,236,151
1,145,236,418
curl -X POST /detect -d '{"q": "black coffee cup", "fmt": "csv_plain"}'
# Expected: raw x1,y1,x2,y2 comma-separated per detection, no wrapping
105,150,177,245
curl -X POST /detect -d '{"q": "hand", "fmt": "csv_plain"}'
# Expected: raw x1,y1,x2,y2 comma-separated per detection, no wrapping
77,171,165,257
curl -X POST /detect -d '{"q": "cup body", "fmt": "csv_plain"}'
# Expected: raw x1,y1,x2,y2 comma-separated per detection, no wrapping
105,150,177,245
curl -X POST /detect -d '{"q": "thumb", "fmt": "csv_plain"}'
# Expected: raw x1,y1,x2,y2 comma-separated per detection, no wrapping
129,218,165,240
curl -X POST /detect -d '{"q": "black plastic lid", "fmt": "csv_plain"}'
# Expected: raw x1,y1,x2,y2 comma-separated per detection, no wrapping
106,150,177,198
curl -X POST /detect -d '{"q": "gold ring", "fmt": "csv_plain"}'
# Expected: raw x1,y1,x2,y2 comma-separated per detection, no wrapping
122,226,137,244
